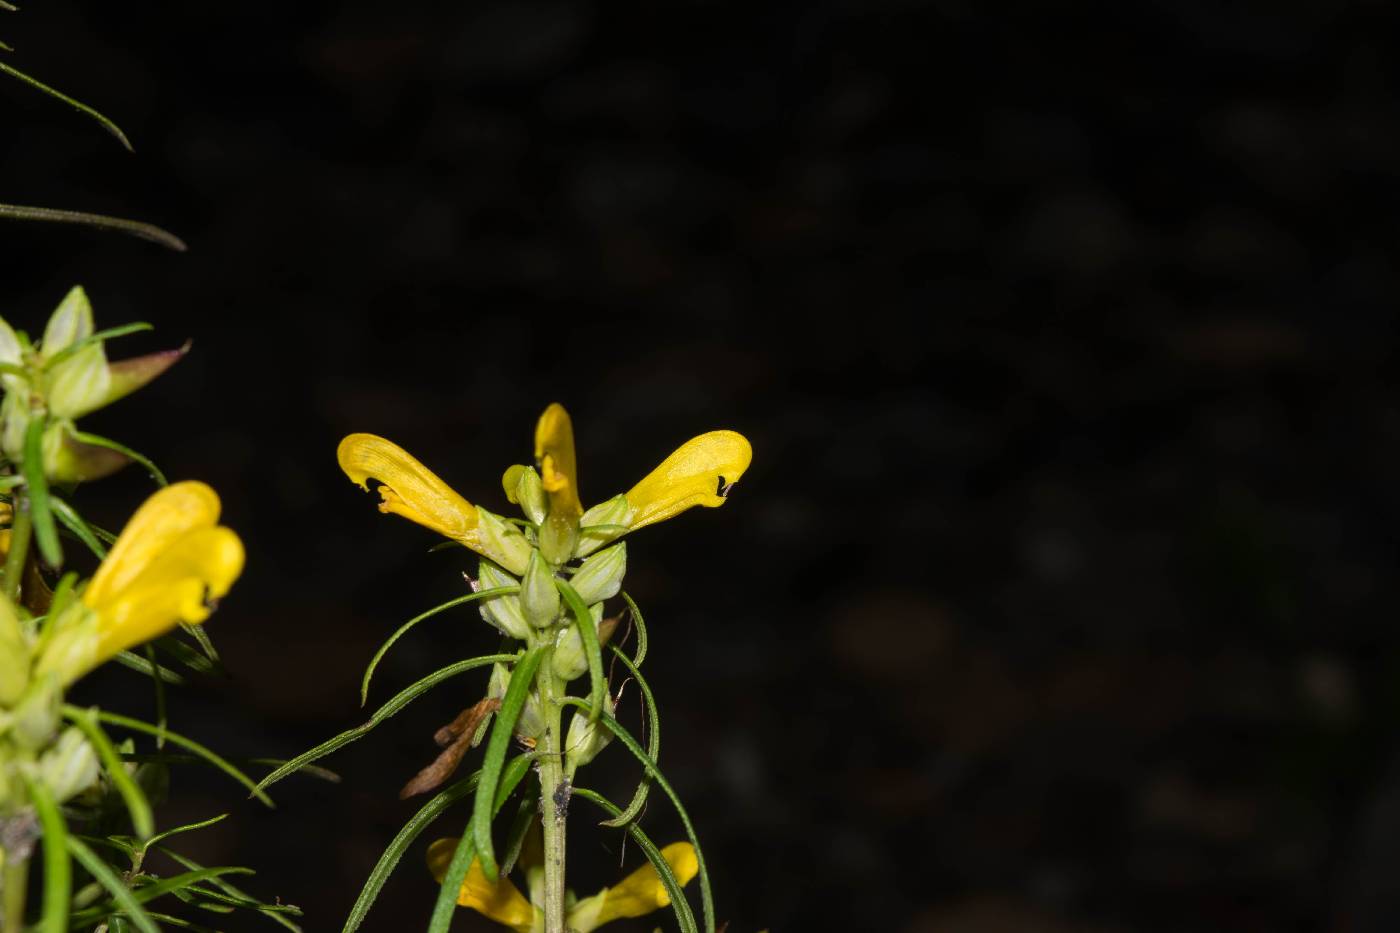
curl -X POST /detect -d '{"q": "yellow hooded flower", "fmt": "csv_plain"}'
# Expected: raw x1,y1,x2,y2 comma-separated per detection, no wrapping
425,838,697,933
35,481,244,685
339,405,750,566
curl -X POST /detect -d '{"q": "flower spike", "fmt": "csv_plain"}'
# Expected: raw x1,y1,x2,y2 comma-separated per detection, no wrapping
622,430,753,531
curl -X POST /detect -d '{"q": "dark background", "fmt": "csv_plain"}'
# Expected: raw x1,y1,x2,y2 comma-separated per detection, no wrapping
5,1,1400,930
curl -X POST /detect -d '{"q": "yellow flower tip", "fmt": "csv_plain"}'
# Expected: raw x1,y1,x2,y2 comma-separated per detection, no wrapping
335,433,479,543
84,480,223,608
568,841,698,931
425,839,534,933
623,430,753,532
534,403,582,517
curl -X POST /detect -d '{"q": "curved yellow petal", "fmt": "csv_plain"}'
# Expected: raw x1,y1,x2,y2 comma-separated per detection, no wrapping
534,403,582,520
426,838,535,933
623,431,752,531
337,433,480,545
569,842,698,931
84,481,222,607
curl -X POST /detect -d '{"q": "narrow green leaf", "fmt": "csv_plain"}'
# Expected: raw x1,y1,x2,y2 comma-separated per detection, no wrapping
427,754,533,933
0,59,132,149
555,578,605,722
145,644,168,748
161,849,302,932
62,706,154,839
113,650,187,685
23,774,70,933
66,836,158,933
22,416,62,567
343,772,482,933
471,647,545,880
138,813,227,857
0,203,185,251
573,787,698,933
69,862,251,929
49,495,108,558
562,698,714,933
41,322,154,370
68,428,166,485
621,591,648,668
72,705,275,807
254,653,517,793
598,645,658,828
152,633,222,676
360,586,518,706
181,621,220,662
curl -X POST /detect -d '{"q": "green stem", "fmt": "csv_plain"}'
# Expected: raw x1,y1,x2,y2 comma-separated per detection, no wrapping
536,664,568,933
2,855,28,932
3,493,32,600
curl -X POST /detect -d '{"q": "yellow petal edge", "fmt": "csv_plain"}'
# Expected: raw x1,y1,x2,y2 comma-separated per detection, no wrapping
337,433,481,546
534,403,582,519
623,431,752,531
568,842,698,931
426,838,535,933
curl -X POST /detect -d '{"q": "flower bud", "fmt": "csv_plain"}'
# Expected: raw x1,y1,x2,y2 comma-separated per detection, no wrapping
0,594,29,707
538,512,578,567
576,495,629,557
1,390,30,463
520,550,560,629
502,465,546,525
476,561,529,640
45,342,110,420
42,421,130,484
552,602,603,682
475,507,533,576
32,602,99,687
569,542,626,606
10,674,62,750
487,662,545,741
37,727,99,804
41,286,93,354
564,693,615,771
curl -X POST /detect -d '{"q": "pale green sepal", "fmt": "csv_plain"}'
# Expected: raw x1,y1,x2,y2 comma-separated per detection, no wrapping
32,603,99,688
539,511,578,566
0,595,28,706
10,673,62,750
520,549,560,628
503,464,547,525
37,727,99,803
570,541,626,606
576,494,629,557
487,661,546,741
1,389,29,461
0,316,22,379
476,561,529,639
564,691,615,772
553,602,603,682
45,341,110,419
41,286,94,355
474,506,532,576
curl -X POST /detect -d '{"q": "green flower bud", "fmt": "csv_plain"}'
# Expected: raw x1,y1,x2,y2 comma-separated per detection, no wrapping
37,727,98,804
538,512,578,567
42,421,129,484
476,561,529,640
32,603,99,687
576,495,629,557
502,465,547,525
41,287,93,355
45,341,110,420
564,693,615,771
10,674,61,751
552,602,603,682
1,390,30,463
486,662,545,741
0,595,29,707
569,542,626,606
475,507,533,577
0,316,24,384
520,550,560,629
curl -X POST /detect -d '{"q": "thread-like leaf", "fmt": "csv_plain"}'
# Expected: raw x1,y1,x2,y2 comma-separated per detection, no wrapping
360,587,518,705
68,861,251,929
428,754,533,933
114,650,186,684
254,653,516,793
598,645,658,828
72,706,275,807
621,591,648,668
66,837,158,933
68,428,166,485
562,698,714,933
63,707,154,839
161,849,302,931
572,786,698,933
0,60,132,148
471,647,545,879
40,322,153,370
50,495,108,558
23,774,70,933
555,578,605,722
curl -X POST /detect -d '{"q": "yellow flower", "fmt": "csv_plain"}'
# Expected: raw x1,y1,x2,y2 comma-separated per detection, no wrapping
338,405,751,565
425,838,697,933
35,481,244,685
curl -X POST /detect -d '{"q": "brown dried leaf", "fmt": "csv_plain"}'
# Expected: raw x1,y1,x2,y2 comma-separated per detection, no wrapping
401,698,500,799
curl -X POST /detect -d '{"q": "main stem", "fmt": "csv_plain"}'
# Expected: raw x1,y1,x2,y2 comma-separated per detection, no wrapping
2,495,31,601
1,856,27,932
537,665,568,933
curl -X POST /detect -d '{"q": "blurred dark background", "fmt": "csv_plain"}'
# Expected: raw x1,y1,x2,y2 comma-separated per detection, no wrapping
5,1,1400,930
